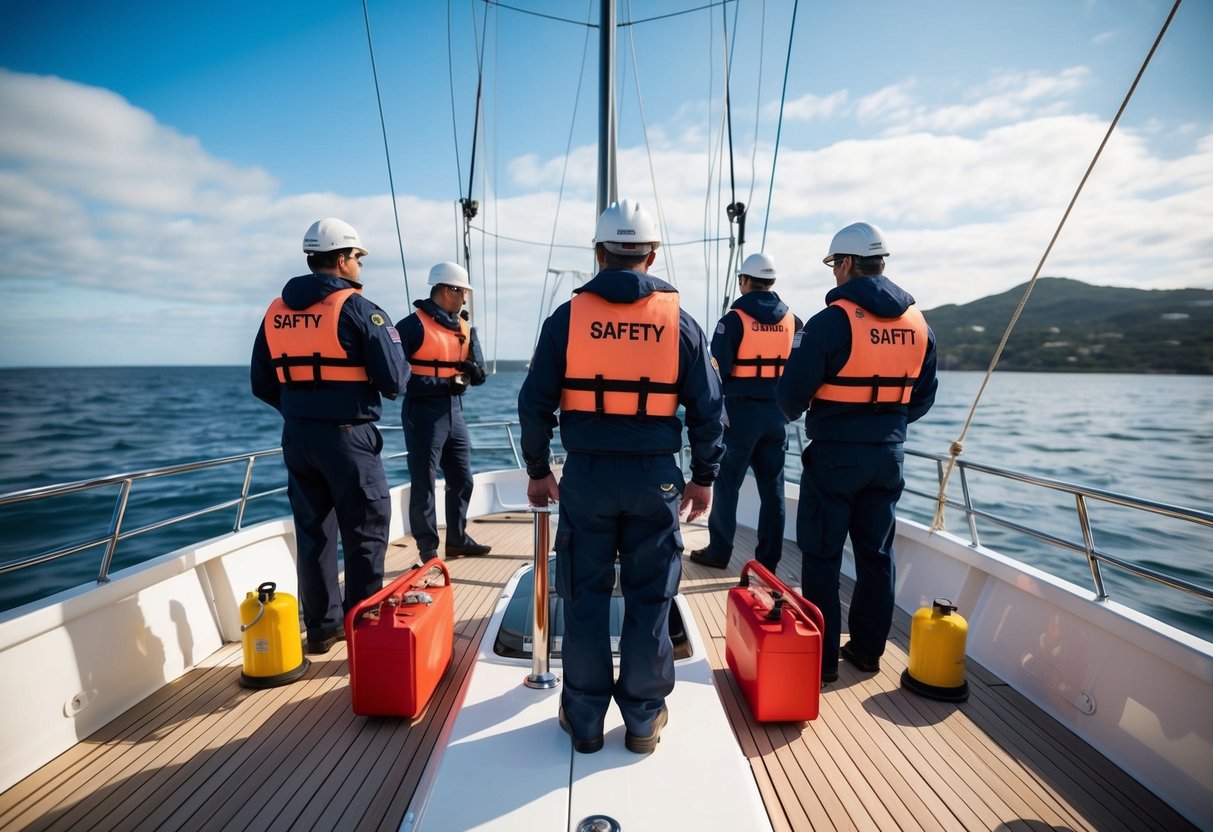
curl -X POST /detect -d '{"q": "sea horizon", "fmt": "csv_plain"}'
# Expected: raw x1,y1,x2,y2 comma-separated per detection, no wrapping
0,367,1209,641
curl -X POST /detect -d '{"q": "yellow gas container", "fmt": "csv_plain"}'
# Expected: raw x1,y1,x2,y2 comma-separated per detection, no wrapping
901,598,969,702
239,581,309,688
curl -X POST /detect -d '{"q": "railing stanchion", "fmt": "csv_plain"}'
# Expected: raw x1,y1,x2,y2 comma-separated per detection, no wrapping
524,504,559,690
959,466,981,547
1076,494,1109,600
234,457,256,532
97,480,133,583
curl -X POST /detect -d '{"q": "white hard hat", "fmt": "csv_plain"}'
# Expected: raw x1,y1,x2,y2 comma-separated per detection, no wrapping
823,222,889,265
738,252,778,281
303,218,369,256
593,198,661,255
427,261,472,291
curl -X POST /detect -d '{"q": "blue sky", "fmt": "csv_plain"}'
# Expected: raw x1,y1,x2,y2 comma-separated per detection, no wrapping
1,0,1210,366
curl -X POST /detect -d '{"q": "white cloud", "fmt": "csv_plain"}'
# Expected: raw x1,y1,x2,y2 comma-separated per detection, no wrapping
777,90,850,121
1,66,1210,366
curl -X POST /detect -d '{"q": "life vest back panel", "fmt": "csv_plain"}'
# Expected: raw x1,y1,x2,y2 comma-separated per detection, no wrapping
263,288,369,385
730,308,794,378
814,299,928,404
561,290,680,417
408,309,470,378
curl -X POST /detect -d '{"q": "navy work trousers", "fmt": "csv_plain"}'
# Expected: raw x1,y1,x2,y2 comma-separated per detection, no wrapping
555,453,684,740
282,419,389,641
403,395,475,555
702,396,787,571
796,440,904,674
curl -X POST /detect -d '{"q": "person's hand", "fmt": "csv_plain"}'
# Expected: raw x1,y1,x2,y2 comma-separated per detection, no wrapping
679,482,711,522
527,473,560,507
456,360,486,384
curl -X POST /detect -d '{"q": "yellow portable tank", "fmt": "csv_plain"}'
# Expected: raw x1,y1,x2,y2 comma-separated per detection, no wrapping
239,581,309,688
901,598,969,702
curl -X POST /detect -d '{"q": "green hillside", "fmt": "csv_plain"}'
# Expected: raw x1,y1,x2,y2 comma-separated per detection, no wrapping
921,278,1213,374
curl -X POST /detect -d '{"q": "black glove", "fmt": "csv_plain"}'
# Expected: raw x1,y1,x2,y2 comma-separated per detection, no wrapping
456,360,486,385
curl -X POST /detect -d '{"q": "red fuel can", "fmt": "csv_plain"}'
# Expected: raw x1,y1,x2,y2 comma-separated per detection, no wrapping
345,560,454,718
725,560,824,722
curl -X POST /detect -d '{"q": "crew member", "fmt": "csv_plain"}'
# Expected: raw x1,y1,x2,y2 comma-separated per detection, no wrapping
776,221,937,682
397,262,491,562
519,199,724,755
251,217,409,654
689,252,801,574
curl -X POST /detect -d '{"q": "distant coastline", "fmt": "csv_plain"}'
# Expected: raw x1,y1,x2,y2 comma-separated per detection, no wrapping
922,278,1212,375
3,279,1211,374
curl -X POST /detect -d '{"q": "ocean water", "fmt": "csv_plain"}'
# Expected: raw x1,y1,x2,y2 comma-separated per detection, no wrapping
1,367,1209,640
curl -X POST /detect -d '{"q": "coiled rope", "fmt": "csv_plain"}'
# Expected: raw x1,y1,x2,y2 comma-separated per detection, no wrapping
930,0,1182,533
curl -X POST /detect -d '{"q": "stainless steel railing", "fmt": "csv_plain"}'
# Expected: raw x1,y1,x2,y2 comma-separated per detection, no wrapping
784,426,1213,603
0,449,288,582
2,420,1208,611
0,421,529,586
902,447,1213,602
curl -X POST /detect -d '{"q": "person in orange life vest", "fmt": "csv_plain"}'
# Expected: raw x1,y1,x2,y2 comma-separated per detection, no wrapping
776,222,937,683
519,199,724,755
251,217,409,655
689,252,802,575
395,262,490,563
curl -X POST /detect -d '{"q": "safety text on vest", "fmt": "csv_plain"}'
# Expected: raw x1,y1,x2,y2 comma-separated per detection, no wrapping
870,327,918,345
589,321,666,341
273,313,323,329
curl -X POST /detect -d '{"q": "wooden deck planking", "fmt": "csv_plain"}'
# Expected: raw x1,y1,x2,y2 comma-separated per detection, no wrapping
0,514,1196,832
679,525,1195,832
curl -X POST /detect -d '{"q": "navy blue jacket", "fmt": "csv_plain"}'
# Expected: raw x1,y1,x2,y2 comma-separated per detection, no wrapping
396,298,488,399
712,290,802,401
251,272,409,421
518,269,725,485
776,274,937,443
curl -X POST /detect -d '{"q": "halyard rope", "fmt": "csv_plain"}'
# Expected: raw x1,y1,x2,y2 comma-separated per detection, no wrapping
930,0,1183,532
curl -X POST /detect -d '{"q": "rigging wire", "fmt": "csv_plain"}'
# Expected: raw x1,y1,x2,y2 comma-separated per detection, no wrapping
489,6,500,371
487,0,596,28
699,5,720,322
745,0,766,240
461,0,492,328
476,226,727,249
446,2,464,211
624,0,677,286
701,2,730,322
626,1,734,27
530,1,596,356
361,0,411,305
719,0,745,317
929,0,1184,533
760,0,799,249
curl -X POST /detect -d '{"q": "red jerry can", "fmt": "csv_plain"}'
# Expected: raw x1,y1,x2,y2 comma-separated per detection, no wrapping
725,560,824,722
345,560,454,718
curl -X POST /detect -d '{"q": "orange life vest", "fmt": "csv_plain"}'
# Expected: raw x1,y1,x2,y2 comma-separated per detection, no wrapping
408,308,470,378
730,308,794,378
560,290,680,417
263,288,369,386
814,299,928,404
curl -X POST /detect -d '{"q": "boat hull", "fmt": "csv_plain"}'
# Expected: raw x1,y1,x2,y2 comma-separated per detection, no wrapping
1,468,1209,827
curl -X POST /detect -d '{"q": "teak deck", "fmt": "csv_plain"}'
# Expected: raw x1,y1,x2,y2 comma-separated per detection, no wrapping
0,513,1194,831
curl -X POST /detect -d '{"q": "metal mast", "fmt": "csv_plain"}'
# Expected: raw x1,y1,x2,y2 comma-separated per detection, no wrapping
597,0,618,216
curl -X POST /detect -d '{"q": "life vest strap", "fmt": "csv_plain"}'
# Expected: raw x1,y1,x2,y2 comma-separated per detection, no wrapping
821,374,916,403
409,357,462,375
562,375,680,418
273,353,366,387
732,354,786,378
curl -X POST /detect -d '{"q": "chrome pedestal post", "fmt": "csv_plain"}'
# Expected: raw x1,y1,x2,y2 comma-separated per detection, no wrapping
524,505,559,690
